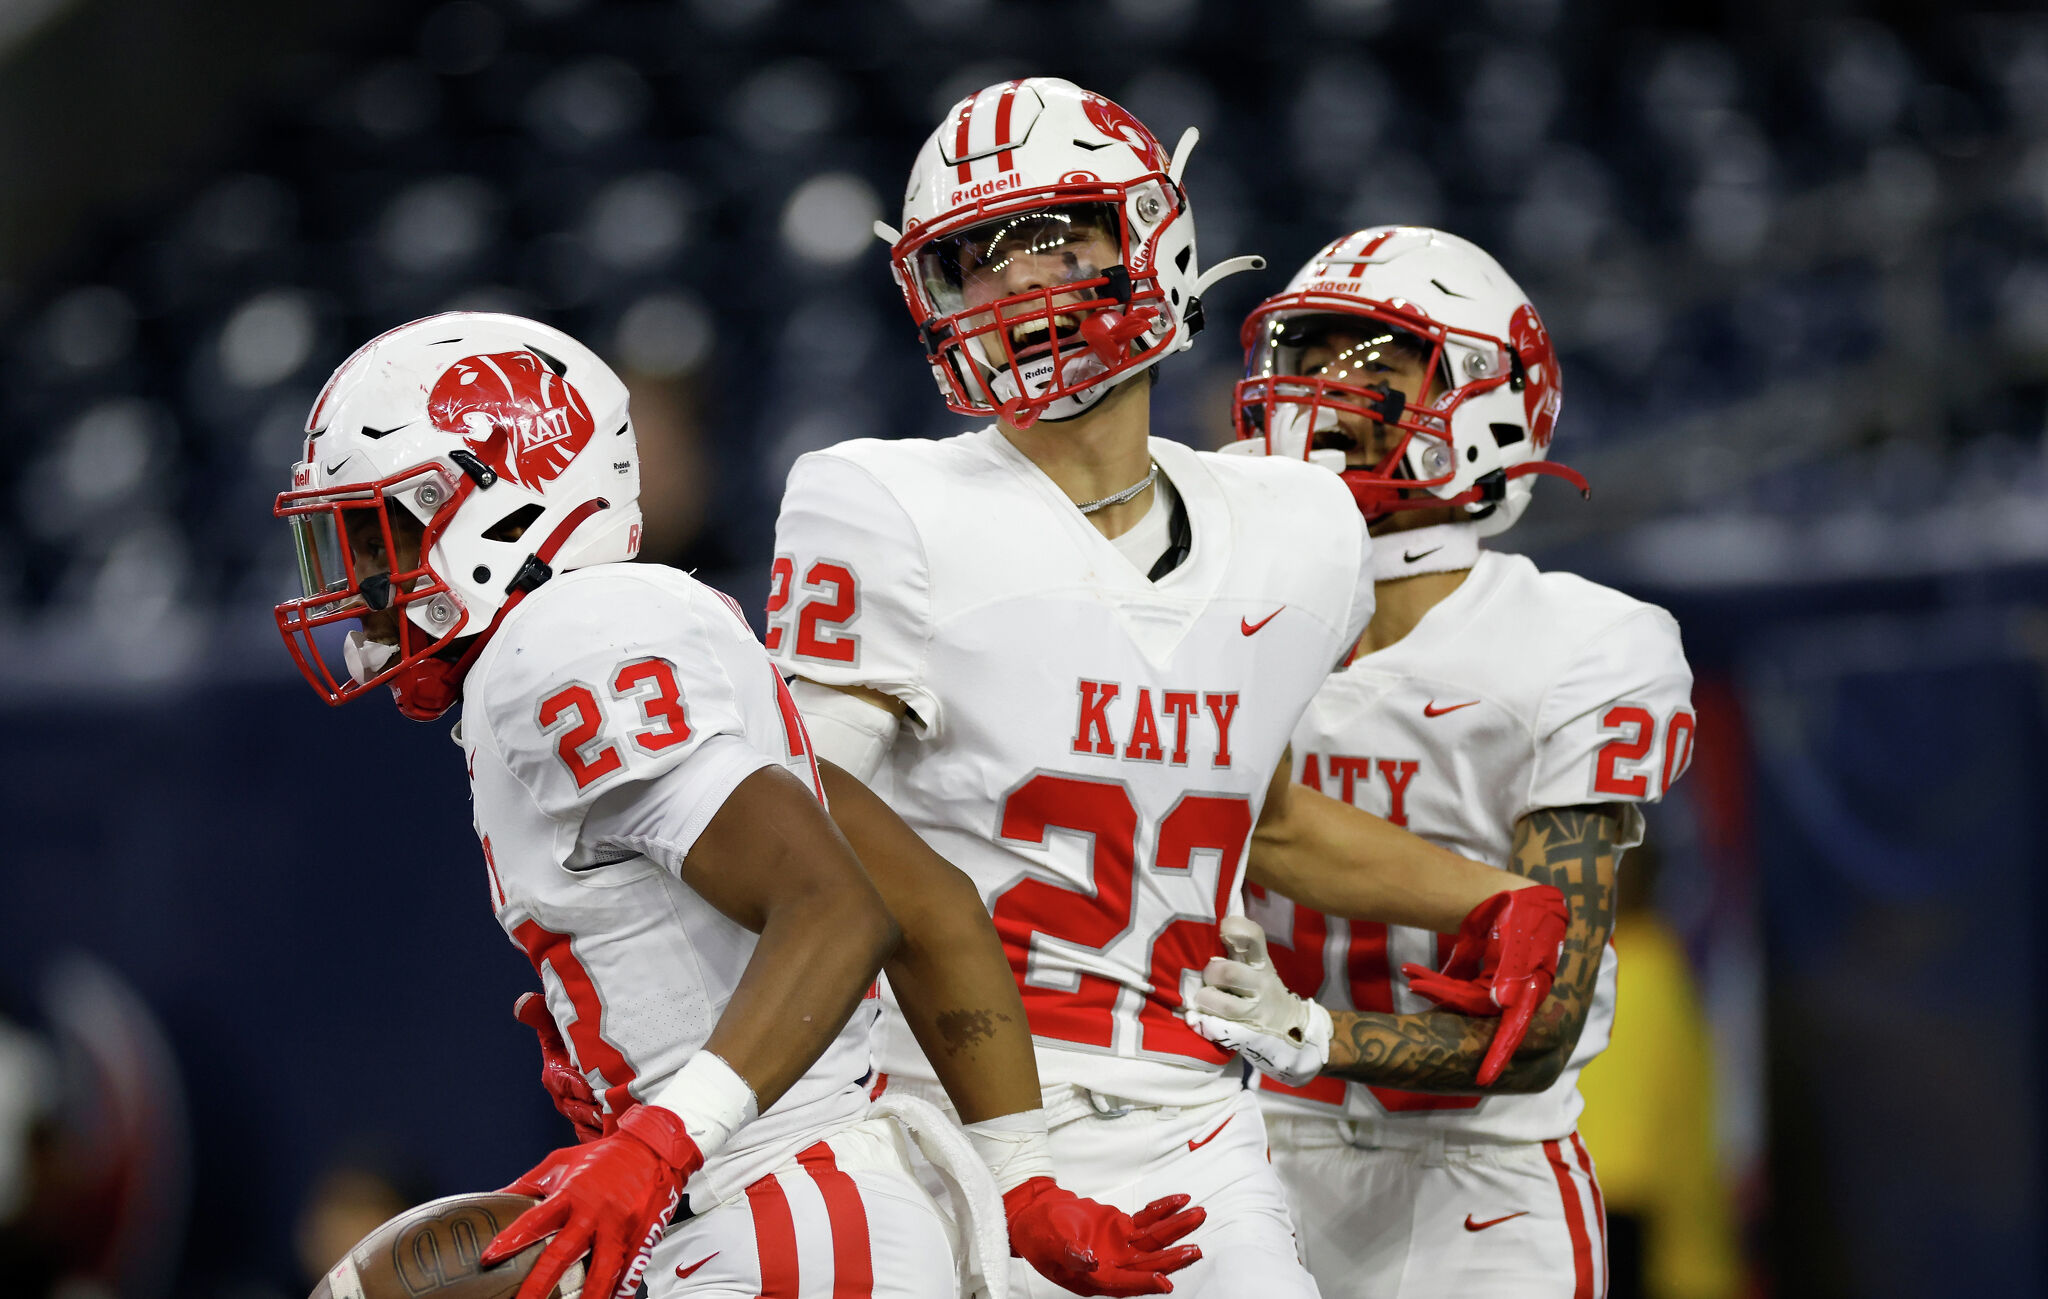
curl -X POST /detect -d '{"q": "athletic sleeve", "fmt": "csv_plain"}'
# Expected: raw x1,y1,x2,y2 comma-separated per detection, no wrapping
767,449,942,731
574,732,774,875
1339,512,1375,663
477,573,762,832
1521,606,1695,850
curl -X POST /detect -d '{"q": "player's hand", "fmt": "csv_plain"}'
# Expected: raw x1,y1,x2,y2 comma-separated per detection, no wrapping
514,992,605,1144
1401,885,1569,1085
1003,1176,1205,1296
482,1103,702,1299
1182,916,1332,1088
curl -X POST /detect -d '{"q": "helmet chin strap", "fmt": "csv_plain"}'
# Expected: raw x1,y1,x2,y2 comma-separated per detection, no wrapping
385,497,611,722
1345,459,1589,521
1438,459,1589,510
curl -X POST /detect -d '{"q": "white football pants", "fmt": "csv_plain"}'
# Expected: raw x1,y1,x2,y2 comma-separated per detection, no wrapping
647,1115,956,1299
1266,1111,1608,1299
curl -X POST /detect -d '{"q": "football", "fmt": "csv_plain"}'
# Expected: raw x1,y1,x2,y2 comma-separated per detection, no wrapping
308,1192,585,1299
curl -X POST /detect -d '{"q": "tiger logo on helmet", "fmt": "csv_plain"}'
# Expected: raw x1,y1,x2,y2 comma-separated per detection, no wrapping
428,349,597,491
275,313,642,720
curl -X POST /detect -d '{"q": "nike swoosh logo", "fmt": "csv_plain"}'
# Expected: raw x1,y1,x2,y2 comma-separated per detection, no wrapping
1404,545,1442,563
1187,1115,1234,1152
675,1252,719,1279
322,460,349,477
1423,700,1480,717
1464,1212,1529,1232
1241,607,1284,636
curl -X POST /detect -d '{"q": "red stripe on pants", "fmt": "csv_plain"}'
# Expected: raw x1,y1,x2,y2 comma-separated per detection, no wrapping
746,1173,801,1298
1543,1138,1594,1299
798,1142,875,1299
1569,1131,1608,1293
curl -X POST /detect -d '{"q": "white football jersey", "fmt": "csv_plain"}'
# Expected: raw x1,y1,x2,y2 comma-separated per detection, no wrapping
769,428,1373,1108
458,563,877,1204
1247,549,1695,1142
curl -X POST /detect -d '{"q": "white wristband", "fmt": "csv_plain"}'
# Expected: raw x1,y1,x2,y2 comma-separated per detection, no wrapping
962,1108,1056,1195
646,1051,760,1161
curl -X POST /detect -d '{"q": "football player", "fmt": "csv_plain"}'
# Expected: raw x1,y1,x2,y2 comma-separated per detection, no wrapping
1190,227,1698,1299
767,80,1568,1299
273,313,1209,1299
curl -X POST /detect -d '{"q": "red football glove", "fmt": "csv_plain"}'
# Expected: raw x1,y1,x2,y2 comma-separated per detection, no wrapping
514,993,605,1144
482,1104,702,1299
1003,1176,1205,1296
1401,886,1569,1087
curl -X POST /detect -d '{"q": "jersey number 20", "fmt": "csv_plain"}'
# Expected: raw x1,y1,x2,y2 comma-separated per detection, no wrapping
1592,704,1696,799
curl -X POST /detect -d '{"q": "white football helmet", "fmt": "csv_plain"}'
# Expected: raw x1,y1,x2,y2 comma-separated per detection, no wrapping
1231,226,1584,536
274,312,643,719
884,77,1262,427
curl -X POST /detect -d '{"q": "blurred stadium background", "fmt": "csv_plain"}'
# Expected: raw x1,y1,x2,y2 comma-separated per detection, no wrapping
0,0,2039,1296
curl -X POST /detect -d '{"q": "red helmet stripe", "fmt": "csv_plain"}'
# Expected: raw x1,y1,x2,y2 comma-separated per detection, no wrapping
953,93,975,183
993,83,1019,172
1346,230,1397,277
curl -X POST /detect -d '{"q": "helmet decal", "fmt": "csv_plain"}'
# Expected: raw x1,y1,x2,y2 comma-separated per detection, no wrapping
947,79,1031,179
1331,229,1398,278
1509,303,1561,449
428,350,595,490
1080,93,1166,171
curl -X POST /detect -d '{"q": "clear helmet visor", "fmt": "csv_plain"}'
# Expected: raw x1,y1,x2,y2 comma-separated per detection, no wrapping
1245,313,1456,479
914,203,1122,320
1259,313,1438,388
288,509,363,615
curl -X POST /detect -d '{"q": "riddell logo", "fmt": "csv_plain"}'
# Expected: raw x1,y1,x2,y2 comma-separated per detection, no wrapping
949,171,1022,206
292,464,314,488
427,350,595,491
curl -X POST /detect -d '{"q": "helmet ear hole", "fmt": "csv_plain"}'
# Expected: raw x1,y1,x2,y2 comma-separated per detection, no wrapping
483,503,544,542
1491,423,1525,447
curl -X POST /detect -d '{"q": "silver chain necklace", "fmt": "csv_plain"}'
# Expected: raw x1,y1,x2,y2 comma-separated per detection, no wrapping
1076,462,1160,515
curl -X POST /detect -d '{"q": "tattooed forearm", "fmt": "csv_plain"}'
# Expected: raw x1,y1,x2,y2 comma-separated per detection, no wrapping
1320,804,1622,1093
1325,1002,1569,1093
1501,804,1620,1061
